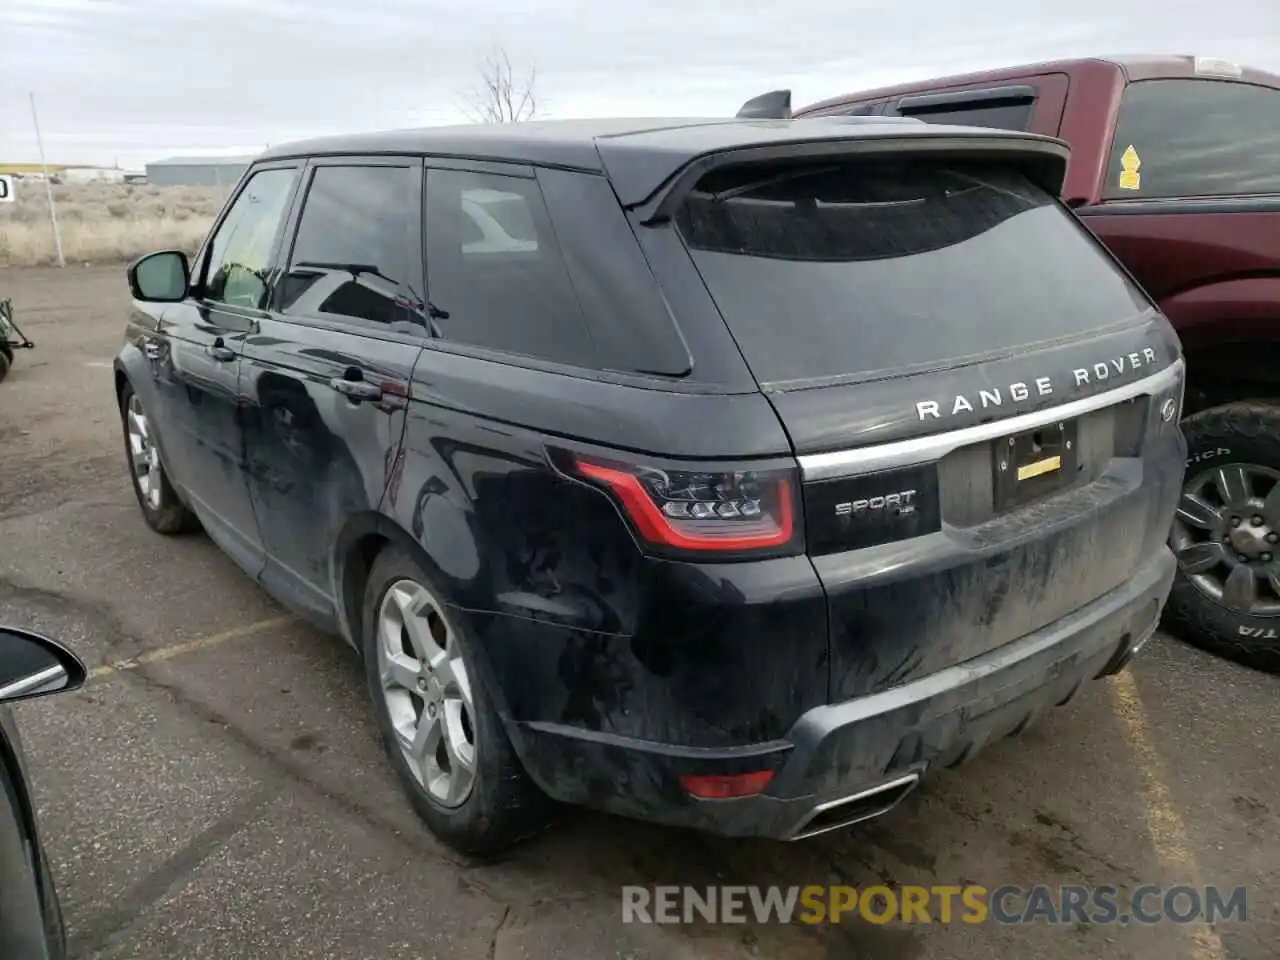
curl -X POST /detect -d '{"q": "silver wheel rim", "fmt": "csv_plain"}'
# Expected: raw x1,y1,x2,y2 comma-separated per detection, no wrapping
376,579,476,808
1171,462,1280,615
126,394,163,510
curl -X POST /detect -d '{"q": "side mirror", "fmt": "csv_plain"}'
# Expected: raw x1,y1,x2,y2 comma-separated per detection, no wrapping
0,628,86,704
127,250,190,303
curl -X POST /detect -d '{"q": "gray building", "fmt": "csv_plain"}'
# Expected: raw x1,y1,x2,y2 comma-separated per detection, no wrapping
145,155,255,188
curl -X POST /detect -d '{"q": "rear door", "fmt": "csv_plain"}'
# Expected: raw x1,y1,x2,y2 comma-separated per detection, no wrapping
239,157,425,626
672,152,1185,699
1076,78,1280,329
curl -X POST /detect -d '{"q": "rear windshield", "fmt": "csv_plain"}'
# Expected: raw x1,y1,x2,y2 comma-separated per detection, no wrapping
676,159,1152,387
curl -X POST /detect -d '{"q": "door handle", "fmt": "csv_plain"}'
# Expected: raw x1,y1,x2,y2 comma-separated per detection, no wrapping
328,377,383,401
209,339,236,363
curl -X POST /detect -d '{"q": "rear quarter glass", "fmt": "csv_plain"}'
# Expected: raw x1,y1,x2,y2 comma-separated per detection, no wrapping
536,168,692,377
675,157,1153,388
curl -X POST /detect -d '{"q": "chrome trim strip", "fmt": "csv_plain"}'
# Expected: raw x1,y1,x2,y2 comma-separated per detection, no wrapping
0,664,66,701
798,360,1183,480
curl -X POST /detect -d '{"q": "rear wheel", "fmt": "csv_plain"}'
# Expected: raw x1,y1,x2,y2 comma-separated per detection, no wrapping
1165,402,1280,672
361,547,552,856
119,384,194,534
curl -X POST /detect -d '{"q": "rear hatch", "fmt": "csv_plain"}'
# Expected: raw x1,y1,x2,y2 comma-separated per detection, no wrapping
673,149,1184,700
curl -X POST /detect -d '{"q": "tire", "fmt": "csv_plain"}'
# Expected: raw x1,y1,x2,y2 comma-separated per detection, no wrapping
1164,401,1280,673
361,546,552,856
118,383,194,535
37,852,67,960
0,348,11,384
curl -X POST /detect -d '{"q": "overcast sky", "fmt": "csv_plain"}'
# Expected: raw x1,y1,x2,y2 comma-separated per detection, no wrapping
2,0,1278,168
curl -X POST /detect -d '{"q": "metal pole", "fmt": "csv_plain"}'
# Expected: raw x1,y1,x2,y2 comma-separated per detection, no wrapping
29,92,65,268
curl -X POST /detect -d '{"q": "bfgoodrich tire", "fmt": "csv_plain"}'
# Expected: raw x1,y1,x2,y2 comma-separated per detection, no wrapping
361,546,552,857
1165,402,1280,673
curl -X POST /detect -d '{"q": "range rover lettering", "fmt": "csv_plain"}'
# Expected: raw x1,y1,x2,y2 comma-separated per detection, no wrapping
114,115,1186,853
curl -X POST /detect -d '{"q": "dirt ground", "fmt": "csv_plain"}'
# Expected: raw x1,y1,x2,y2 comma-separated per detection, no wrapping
1,264,1277,959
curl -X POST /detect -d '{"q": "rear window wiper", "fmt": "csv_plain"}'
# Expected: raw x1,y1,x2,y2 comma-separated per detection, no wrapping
704,165,841,203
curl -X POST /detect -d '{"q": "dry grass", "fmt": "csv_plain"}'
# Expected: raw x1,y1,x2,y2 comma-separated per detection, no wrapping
0,181,225,267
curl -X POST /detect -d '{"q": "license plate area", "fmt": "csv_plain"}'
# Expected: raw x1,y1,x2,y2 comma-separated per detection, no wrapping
993,419,1079,511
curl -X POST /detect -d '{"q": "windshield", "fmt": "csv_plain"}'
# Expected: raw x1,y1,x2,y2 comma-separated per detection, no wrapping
677,158,1152,387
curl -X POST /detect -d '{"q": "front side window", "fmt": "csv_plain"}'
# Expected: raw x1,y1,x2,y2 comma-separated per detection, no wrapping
276,164,419,328
423,168,595,367
203,167,298,309
1103,79,1280,200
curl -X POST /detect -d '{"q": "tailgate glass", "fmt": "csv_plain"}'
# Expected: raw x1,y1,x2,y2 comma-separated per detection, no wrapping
675,158,1151,387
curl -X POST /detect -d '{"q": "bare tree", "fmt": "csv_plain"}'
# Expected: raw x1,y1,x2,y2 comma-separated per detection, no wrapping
463,46,538,123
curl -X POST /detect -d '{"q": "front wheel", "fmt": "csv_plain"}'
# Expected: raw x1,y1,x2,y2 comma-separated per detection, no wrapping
119,383,194,535
0,347,11,384
1165,402,1280,673
361,547,552,856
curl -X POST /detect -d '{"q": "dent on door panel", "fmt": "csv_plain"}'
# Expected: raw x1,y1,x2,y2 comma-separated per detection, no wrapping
240,325,417,628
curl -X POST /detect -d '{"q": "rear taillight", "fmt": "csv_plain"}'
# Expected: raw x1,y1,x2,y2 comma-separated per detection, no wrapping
560,452,802,558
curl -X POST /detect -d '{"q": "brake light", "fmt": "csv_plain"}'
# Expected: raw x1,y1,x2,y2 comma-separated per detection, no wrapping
568,454,800,556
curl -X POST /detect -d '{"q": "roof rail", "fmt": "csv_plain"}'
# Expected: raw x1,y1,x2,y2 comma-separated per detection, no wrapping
735,90,792,120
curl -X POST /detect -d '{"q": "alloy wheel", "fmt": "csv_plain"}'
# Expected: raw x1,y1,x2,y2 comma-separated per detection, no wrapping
376,579,477,808
1171,462,1280,615
126,394,163,510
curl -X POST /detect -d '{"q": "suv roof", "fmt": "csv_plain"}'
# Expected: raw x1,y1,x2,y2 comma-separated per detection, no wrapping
258,116,1070,209
800,54,1280,115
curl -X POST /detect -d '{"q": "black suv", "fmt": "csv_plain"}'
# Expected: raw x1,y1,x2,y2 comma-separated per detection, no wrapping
115,117,1186,854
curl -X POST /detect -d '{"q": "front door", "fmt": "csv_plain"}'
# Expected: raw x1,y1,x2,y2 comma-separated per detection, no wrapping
240,157,425,626
151,163,301,574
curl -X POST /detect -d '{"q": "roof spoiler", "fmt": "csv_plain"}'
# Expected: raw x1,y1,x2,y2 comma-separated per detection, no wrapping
735,90,792,120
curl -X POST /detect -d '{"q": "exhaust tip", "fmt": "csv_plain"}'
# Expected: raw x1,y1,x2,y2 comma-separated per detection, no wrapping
788,772,921,841
1098,622,1159,678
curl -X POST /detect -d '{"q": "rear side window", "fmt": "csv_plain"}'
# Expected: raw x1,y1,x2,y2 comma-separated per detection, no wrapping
892,98,1033,131
424,168,595,368
276,164,419,328
677,158,1150,387
1103,79,1280,200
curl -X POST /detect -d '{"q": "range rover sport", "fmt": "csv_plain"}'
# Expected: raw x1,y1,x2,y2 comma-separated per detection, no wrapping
114,117,1186,854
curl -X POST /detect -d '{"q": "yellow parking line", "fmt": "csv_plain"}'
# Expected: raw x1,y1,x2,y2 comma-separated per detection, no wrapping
88,615,294,680
1109,670,1226,960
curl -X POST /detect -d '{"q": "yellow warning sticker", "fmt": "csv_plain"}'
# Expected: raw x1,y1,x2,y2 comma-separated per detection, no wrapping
1118,144,1141,191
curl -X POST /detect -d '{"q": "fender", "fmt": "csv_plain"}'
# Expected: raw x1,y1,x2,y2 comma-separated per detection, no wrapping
113,346,189,505
1159,275,1280,350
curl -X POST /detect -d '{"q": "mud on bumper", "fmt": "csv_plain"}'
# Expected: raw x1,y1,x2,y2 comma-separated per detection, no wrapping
509,547,1176,840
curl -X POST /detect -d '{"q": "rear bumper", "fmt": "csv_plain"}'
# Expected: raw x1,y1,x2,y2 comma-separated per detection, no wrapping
510,545,1175,839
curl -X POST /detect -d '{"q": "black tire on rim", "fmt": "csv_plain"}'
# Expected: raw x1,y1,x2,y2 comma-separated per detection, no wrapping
1165,401,1280,673
118,383,195,535
361,546,552,857
0,348,11,384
